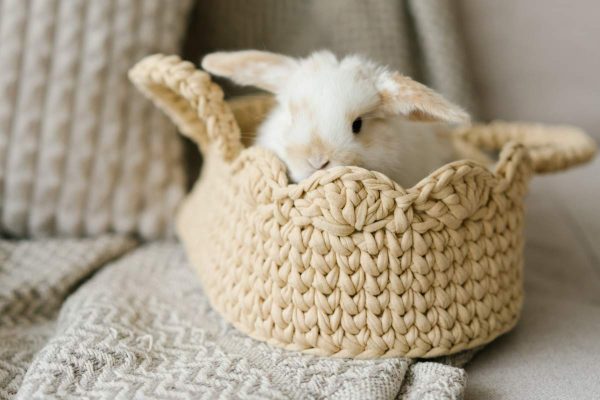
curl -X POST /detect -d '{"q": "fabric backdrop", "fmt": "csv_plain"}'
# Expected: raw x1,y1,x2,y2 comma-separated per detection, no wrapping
182,0,479,184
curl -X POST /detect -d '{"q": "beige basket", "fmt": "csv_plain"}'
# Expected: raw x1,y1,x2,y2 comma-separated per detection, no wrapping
130,54,597,358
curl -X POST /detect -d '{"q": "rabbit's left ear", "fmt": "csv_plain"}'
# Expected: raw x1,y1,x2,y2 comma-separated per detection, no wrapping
202,50,298,93
377,72,470,124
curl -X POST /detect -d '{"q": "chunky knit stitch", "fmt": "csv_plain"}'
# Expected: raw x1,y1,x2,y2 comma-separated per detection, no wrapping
130,54,596,358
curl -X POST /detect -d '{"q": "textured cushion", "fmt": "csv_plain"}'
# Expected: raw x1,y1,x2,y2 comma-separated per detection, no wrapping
0,0,193,238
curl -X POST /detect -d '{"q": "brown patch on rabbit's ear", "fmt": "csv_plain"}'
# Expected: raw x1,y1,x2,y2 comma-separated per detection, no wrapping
201,50,298,93
378,72,470,124
407,109,443,122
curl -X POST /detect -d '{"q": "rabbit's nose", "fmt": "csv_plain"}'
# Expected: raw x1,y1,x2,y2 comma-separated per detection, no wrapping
308,155,330,170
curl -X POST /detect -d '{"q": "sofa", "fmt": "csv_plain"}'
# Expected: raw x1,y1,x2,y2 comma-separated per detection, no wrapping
458,1,600,398
1,1,598,399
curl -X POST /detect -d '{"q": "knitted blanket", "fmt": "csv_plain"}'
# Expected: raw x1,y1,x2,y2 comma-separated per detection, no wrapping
0,237,471,399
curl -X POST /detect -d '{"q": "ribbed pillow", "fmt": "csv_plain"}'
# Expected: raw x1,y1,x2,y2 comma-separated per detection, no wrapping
0,0,193,238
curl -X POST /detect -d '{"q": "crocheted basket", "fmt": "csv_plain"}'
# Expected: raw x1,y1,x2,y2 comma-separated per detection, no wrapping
129,54,596,358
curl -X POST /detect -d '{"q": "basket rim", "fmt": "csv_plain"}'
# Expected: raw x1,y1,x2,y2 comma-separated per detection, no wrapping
228,137,526,204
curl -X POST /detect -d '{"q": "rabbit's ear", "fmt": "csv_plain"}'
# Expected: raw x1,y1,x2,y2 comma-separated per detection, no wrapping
377,72,470,124
202,50,298,93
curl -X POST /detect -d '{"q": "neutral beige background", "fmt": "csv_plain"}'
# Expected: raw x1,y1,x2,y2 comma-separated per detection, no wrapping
458,0,600,139
457,1,600,399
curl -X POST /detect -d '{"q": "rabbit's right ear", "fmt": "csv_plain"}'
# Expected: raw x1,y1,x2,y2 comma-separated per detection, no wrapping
201,50,298,93
376,71,470,124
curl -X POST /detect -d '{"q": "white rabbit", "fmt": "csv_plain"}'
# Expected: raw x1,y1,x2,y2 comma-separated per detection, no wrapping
202,50,471,186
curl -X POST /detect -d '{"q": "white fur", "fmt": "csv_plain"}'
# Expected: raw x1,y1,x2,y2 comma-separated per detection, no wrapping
203,50,470,186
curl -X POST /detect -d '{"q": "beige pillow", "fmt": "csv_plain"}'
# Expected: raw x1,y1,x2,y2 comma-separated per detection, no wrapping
0,0,194,238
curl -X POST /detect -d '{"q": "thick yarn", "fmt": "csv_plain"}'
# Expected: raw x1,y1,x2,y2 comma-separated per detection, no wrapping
130,54,596,358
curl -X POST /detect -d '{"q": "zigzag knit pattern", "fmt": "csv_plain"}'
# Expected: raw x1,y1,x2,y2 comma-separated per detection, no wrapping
0,239,472,399
0,0,193,238
0,235,137,398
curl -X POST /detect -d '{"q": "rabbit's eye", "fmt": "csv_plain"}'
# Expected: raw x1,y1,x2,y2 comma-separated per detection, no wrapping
352,117,362,134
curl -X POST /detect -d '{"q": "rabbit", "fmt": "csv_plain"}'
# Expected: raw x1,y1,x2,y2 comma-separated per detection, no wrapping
201,50,472,186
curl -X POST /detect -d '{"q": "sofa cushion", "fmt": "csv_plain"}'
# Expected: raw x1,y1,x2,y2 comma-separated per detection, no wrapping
0,0,194,238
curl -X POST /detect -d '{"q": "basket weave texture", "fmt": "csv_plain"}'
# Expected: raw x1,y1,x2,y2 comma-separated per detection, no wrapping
130,54,596,358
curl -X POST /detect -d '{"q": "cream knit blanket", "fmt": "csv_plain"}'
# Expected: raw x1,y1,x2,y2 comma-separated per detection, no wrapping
0,237,470,399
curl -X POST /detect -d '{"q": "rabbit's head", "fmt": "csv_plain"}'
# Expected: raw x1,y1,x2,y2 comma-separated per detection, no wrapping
202,50,470,182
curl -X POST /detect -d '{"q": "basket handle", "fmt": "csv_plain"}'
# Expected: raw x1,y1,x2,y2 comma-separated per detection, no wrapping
454,121,597,173
128,54,243,161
